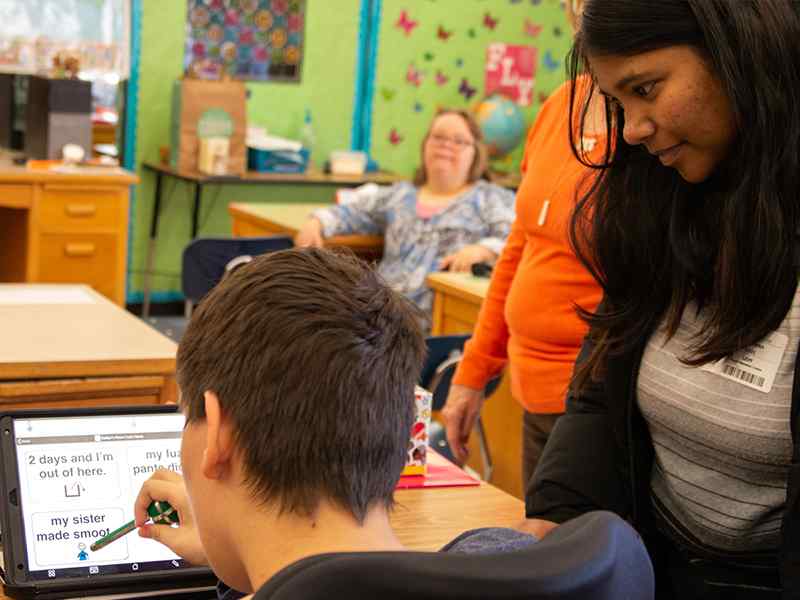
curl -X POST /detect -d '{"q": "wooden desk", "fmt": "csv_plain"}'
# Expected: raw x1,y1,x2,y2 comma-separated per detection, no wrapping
0,162,138,305
228,201,383,260
0,284,178,408
141,162,401,316
426,272,524,500
392,480,523,550
0,478,523,599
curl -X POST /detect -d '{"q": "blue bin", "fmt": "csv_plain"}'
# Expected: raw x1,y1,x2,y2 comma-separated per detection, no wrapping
247,147,309,173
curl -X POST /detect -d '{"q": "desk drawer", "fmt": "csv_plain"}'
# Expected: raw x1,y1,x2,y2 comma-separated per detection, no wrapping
0,376,165,408
40,186,123,232
36,232,118,299
0,184,33,209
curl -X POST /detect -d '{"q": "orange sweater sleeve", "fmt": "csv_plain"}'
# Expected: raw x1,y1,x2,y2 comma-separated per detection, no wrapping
452,122,542,391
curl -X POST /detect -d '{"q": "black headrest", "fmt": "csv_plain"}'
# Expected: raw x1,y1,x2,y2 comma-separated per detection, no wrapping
253,511,654,600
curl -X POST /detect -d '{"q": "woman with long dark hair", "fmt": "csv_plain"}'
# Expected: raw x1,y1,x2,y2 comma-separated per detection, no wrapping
523,1,800,597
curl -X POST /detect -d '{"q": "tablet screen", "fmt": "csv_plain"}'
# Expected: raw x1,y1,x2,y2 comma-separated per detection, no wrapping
12,412,188,581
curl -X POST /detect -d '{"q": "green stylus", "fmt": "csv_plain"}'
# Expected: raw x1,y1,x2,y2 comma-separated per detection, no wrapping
90,500,179,552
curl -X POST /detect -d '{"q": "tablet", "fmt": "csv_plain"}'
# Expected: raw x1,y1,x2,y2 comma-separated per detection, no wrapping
0,405,217,599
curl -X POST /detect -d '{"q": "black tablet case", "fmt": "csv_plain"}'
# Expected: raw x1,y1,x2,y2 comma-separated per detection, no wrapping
0,406,218,599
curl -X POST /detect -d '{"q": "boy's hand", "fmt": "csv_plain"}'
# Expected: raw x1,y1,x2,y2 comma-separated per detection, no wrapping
294,218,324,247
134,469,208,566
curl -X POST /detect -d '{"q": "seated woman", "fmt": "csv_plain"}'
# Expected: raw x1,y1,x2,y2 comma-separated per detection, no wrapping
294,109,516,318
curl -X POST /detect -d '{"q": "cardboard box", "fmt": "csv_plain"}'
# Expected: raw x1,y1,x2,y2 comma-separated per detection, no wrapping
170,79,246,175
402,386,433,476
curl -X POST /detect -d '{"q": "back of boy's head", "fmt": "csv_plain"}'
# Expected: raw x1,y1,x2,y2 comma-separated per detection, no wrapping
176,247,426,523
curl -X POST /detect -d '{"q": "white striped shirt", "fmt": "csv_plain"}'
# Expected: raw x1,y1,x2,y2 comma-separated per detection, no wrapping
637,282,799,552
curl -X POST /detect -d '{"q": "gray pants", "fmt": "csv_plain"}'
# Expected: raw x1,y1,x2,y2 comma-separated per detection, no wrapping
521,411,563,492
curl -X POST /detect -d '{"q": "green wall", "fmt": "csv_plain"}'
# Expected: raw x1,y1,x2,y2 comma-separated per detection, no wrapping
131,0,360,301
372,0,572,177
130,0,570,301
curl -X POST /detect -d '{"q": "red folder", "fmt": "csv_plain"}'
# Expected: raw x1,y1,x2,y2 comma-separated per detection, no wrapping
396,449,480,489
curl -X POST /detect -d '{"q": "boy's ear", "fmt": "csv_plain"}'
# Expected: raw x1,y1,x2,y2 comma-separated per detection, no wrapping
201,391,235,480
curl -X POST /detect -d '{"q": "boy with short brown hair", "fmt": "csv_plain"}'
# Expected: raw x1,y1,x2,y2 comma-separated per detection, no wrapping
135,248,534,599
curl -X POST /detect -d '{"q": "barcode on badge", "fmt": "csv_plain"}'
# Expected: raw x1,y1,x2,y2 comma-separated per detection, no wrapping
722,364,765,388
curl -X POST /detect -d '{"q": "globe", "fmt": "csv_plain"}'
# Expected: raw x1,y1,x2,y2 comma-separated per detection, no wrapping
474,94,527,158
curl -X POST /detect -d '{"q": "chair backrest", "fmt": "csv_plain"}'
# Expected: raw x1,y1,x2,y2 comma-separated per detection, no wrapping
252,511,655,600
181,235,293,303
421,335,501,411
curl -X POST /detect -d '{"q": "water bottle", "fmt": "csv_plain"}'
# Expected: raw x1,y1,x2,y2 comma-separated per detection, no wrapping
301,108,315,169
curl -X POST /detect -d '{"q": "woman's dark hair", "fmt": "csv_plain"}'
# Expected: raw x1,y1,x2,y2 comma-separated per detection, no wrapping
567,0,800,386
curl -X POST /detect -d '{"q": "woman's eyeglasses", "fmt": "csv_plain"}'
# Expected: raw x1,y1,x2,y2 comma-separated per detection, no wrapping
429,133,475,149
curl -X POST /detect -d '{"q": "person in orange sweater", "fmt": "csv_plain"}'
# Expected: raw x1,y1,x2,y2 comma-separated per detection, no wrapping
441,0,605,489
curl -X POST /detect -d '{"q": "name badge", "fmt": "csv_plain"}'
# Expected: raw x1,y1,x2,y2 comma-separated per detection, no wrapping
700,331,788,393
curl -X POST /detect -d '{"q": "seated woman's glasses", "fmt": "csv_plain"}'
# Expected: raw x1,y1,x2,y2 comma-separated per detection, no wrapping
429,133,474,149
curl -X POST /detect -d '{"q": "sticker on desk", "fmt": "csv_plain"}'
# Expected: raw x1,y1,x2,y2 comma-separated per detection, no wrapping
0,288,96,305
700,331,788,393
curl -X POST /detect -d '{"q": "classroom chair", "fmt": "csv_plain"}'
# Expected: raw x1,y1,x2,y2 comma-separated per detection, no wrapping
147,235,293,341
250,510,655,600
422,334,501,481
182,235,294,315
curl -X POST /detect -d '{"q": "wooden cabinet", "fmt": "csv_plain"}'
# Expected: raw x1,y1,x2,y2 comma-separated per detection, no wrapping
0,167,137,305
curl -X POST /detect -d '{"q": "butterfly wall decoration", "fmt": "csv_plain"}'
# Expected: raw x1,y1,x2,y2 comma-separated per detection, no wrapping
524,18,543,37
458,78,477,100
389,128,404,145
395,10,418,36
543,50,559,71
483,12,498,30
406,63,424,86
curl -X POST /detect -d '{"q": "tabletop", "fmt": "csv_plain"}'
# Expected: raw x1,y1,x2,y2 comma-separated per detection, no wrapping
426,271,491,304
228,201,327,233
0,285,176,379
143,161,403,186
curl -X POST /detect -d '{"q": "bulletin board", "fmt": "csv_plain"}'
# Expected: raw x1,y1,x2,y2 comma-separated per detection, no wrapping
184,0,306,82
371,0,573,177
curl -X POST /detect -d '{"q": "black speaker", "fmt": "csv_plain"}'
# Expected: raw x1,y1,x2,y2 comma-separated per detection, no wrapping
0,74,12,148
24,76,92,159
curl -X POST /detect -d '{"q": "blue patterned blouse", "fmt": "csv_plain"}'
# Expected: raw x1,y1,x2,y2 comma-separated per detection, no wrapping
312,180,516,317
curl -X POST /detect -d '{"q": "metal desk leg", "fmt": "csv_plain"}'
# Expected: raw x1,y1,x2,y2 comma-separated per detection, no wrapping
184,183,203,318
142,170,164,319
476,415,494,482
191,182,203,238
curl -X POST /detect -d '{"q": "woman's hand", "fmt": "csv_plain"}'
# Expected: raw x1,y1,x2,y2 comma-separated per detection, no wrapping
134,469,208,566
294,218,324,247
440,244,497,273
440,384,485,464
